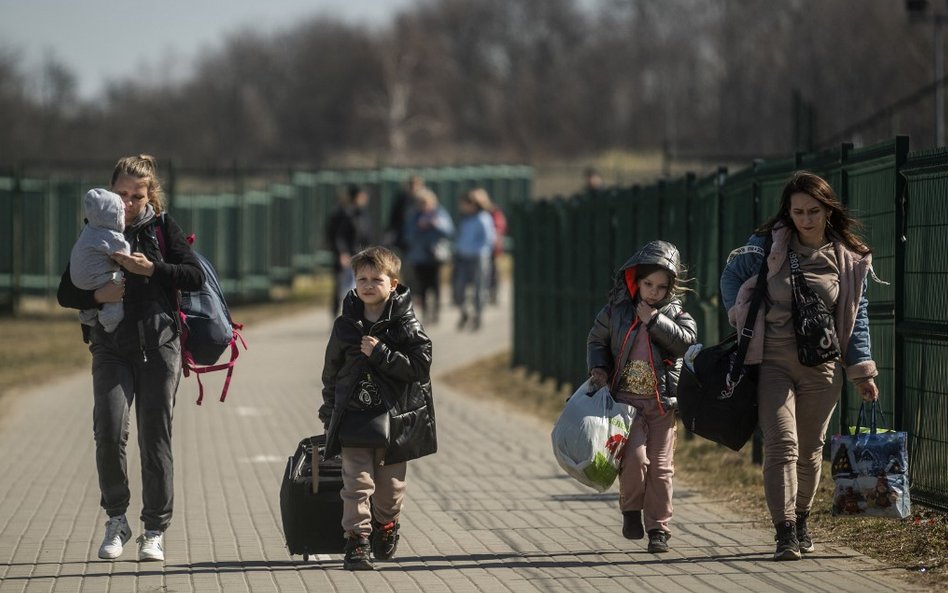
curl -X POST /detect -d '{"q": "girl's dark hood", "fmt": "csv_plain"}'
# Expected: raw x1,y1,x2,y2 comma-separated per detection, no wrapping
611,240,681,307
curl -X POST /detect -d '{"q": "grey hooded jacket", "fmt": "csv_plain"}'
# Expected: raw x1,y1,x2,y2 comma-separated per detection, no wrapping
586,240,698,411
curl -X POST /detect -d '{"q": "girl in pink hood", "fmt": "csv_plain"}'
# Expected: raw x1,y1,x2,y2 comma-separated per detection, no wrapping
587,240,697,553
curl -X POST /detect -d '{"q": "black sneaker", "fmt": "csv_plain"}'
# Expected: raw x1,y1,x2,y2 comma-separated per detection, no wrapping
647,529,670,553
370,521,400,561
343,536,374,571
774,521,802,561
796,512,814,553
622,511,644,540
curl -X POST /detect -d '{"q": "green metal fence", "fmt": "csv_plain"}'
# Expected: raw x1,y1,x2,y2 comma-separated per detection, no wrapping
511,136,948,510
0,163,532,308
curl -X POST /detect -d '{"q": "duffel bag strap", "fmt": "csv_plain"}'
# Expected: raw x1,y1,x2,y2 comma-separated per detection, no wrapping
730,235,773,383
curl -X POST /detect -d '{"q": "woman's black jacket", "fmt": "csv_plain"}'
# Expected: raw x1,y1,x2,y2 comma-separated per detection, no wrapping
58,211,203,354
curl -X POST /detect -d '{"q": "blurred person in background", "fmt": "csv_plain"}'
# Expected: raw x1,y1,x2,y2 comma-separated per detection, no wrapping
386,175,425,254
473,189,507,305
584,166,604,195
451,188,495,331
327,184,374,317
404,188,454,324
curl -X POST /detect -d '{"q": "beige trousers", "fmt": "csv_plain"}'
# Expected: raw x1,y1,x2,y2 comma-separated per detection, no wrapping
340,447,407,538
758,338,842,524
615,394,677,534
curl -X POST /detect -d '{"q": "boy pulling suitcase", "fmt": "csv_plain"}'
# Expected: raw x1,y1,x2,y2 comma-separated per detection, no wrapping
319,246,437,570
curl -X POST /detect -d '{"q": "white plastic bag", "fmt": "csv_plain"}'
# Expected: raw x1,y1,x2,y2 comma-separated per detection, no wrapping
550,379,636,492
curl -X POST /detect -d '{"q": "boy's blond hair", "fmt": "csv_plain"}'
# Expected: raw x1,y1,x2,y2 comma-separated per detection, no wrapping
350,246,401,279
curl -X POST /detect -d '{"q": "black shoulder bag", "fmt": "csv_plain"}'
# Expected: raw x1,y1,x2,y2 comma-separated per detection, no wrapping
336,370,391,449
788,249,841,366
677,237,772,451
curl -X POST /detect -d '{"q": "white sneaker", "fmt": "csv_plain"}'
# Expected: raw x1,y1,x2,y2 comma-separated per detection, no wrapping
97,515,132,560
137,530,164,562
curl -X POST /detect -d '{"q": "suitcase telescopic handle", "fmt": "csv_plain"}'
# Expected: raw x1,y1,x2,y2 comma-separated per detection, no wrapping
311,446,320,494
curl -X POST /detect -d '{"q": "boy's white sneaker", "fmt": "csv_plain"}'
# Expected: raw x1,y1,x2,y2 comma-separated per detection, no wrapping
137,530,164,561
97,515,132,559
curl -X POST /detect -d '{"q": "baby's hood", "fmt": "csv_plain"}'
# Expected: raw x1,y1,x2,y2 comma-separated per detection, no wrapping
83,188,125,232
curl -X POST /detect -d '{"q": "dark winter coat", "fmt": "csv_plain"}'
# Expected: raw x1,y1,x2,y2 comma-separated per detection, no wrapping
327,205,373,270
587,240,698,412
319,284,437,463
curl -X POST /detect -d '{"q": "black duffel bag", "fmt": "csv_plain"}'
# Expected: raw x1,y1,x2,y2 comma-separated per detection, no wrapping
678,333,760,451
677,236,771,451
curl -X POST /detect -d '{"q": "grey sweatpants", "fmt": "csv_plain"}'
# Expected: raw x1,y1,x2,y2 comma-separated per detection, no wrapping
89,324,181,532
758,337,842,525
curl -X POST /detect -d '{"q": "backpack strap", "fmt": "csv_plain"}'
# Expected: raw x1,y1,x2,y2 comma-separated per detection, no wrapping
154,213,195,257
182,326,247,404
729,235,773,387
154,213,167,258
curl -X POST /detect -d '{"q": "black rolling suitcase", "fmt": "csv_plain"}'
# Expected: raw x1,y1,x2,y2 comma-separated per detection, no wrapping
280,434,346,559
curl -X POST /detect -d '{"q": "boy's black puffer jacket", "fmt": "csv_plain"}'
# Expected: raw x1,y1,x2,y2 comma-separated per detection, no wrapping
320,284,436,464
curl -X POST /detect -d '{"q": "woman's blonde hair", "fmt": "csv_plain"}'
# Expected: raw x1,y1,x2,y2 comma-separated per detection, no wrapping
110,154,165,214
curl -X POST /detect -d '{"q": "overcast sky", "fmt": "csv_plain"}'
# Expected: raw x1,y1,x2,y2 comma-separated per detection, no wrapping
1,0,421,99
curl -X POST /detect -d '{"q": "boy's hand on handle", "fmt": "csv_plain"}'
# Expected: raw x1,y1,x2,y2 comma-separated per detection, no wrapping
857,378,879,402
636,301,657,325
112,252,154,277
589,368,609,392
361,336,379,357
94,281,124,304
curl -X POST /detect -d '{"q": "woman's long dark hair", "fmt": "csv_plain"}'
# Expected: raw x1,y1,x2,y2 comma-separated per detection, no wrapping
756,171,871,256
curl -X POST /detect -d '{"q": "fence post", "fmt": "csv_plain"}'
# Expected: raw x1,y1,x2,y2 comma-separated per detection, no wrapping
11,168,23,317
751,167,764,466
837,142,853,434
893,135,910,430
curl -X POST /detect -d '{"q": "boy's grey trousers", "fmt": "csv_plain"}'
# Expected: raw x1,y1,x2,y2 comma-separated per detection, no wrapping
89,324,180,533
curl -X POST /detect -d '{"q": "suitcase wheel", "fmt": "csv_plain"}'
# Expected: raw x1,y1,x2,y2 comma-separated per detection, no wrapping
302,553,310,562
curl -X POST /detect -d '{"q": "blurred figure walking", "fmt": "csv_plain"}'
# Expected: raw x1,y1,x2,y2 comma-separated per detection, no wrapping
475,189,507,305
451,189,495,331
386,175,425,253
327,184,373,317
404,188,454,325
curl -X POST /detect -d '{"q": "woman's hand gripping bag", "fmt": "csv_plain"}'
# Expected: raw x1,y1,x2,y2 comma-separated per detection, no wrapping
550,380,636,492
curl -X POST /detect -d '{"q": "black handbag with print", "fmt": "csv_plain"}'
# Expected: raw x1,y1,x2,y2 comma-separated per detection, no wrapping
337,372,390,448
788,249,841,366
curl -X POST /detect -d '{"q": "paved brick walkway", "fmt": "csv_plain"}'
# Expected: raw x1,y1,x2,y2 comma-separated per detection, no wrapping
0,293,925,592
